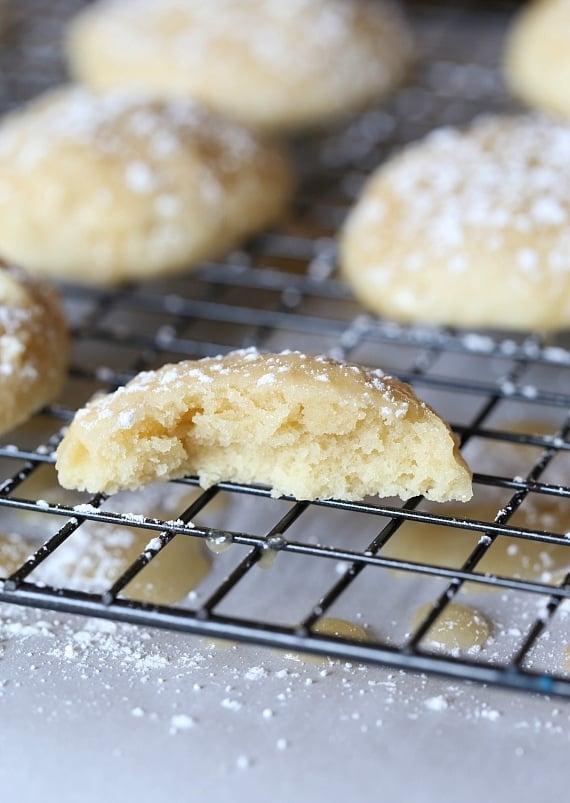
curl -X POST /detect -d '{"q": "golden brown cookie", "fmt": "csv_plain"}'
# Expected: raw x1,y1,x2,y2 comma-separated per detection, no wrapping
0,264,68,435
0,87,293,286
55,349,472,502
65,0,414,132
340,114,570,331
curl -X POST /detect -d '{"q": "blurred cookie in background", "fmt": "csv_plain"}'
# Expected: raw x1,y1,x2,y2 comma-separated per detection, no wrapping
0,86,293,286
65,0,414,132
504,0,570,119
340,113,570,331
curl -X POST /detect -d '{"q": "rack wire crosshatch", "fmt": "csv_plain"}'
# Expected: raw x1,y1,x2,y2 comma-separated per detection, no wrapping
1,0,570,698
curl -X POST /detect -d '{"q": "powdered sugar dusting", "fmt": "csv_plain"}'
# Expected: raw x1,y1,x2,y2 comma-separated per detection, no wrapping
369,115,570,276
71,0,413,104
79,348,412,431
0,264,66,433
0,267,46,380
0,86,266,209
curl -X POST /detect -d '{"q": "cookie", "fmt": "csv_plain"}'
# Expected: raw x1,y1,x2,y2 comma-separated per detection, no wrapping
0,87,293,286
0,264,68,435
55,349,472,503
504,0,570,119
340,114,570,331
65,0,414,132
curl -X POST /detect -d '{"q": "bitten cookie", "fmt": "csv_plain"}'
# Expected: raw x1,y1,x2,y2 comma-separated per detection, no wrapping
340,114,570,331
65,0,414,132
0,87,293,286
0,264,68,434
504,0,570,119
55,349,472,503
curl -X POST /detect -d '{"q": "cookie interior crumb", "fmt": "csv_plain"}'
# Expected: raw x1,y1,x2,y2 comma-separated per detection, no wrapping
56,349,472,503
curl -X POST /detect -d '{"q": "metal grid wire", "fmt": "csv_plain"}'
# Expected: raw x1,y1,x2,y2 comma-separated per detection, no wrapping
2,0,570,697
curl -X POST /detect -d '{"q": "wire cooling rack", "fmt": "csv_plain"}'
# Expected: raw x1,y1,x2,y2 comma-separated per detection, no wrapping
2,0,570,698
